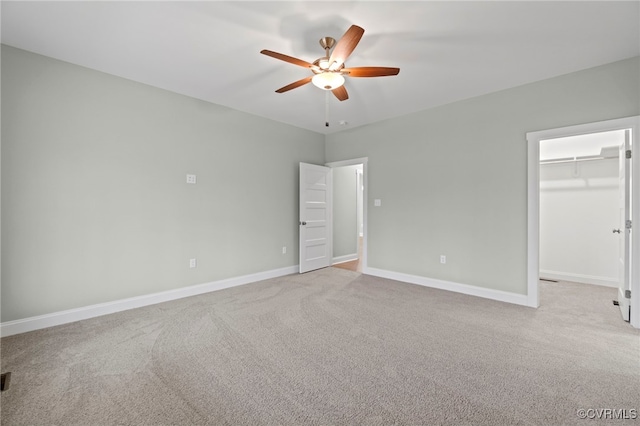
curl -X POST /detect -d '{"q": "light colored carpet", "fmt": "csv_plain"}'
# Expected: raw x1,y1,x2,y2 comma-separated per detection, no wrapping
1,268,639,425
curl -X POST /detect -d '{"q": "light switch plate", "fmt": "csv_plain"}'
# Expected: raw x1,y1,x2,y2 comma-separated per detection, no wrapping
374,199,382,207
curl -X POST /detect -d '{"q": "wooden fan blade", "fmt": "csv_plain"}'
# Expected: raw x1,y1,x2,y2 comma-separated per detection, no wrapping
342,67,400,77
328,25,364,69
332,85,349,101
261,50,316,69
275,76,313,93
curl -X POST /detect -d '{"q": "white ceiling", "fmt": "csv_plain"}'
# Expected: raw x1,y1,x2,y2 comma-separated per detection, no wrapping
2,1,639,135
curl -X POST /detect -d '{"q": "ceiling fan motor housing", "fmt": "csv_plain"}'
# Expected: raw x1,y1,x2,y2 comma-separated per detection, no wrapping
311,51,346,90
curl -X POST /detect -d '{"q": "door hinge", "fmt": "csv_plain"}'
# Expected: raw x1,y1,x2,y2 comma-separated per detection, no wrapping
624,290,631,299
626,220,632,230
626,150,632,159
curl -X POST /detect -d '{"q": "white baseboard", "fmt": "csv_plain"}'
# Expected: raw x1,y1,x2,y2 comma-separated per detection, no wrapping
539,270,618,288
365,267,532,307
332,253,358,265
0,265,299,338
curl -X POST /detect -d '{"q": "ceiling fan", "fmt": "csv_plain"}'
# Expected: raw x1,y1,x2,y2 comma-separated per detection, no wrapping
260,25,400,102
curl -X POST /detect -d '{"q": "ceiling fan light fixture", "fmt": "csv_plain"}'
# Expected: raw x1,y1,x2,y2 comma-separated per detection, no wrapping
312,72,345,90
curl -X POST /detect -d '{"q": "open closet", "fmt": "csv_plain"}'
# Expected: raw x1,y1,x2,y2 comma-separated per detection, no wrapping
539,130,625,288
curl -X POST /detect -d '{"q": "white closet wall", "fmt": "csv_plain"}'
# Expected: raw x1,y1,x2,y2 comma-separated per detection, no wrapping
539,132,623,287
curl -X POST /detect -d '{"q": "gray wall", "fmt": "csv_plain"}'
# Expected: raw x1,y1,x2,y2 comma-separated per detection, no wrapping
332,165,359,259
326,57,640,295
1,45,325,322
3,44,638,323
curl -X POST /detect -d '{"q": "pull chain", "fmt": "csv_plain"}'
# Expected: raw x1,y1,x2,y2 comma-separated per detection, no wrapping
325,91,330,127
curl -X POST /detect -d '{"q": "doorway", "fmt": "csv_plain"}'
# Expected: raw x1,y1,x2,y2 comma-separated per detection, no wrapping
527,117,639,328
539,130,623,287
331,164,364,272
327,158,368,273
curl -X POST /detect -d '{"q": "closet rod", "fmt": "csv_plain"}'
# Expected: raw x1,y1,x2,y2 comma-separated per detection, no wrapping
540,154,617,165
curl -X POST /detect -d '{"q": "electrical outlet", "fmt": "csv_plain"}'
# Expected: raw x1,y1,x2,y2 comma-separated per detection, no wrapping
1,372,11,391
189,258,197,268
186,174,197,184
282,246,287,254
440,255,446,264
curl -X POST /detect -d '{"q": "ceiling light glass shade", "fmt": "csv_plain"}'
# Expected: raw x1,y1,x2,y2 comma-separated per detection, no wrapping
312,72,345,90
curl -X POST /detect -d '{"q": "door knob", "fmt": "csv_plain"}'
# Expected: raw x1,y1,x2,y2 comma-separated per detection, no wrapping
299,221,307,226
613,229,622,234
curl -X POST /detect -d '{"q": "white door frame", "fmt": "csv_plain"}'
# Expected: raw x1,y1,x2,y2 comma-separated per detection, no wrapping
326,157,369,274
618,130,632,320
526,116,640,328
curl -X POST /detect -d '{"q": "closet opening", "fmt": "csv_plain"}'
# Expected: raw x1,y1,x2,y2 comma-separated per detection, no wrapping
527,116,639,328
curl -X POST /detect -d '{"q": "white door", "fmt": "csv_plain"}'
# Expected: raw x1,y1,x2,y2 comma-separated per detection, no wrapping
617,130,632,321
299,163,333,273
